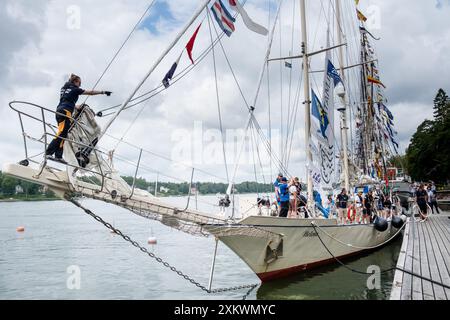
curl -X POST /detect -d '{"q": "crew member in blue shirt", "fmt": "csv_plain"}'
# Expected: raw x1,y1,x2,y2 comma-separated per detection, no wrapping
45,74,112,163
273,173,283,205
278,177,290,218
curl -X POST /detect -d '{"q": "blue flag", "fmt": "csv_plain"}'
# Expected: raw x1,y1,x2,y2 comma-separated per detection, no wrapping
162,54,182,88
311,90,329,141
327,60,343,87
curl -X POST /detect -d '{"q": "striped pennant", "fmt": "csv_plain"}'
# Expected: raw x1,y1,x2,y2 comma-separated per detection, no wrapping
211,0,236,37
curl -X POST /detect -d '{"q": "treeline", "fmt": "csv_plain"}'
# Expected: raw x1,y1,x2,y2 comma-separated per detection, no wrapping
0,171,273,199
121,176,273,196
405,89,450,185
0,171,56,199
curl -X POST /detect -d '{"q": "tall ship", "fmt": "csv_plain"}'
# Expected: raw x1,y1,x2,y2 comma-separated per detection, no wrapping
3,0,405,286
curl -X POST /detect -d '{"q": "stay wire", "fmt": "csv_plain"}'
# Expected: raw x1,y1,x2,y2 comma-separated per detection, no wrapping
82,0,157,106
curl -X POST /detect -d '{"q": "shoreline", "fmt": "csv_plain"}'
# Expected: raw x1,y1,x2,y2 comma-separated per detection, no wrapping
0,198,60,203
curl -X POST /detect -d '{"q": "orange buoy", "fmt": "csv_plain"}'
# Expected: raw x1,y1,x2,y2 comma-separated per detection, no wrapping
147,237,157,245
16,226,25,232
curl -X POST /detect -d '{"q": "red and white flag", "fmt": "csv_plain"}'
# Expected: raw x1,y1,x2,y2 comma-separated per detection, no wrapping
228,0,268,36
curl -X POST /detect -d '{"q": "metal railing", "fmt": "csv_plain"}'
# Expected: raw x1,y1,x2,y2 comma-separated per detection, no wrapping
9,101,111,192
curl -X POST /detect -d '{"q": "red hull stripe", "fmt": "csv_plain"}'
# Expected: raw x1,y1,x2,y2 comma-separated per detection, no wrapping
257,249,368,282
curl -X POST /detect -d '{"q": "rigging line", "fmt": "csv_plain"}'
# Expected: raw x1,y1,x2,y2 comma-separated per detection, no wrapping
283,0,296,168
209,10,250,110
267,0,273,181
250,108,292,176
250,119,268,187
267,63,274,180
249,121,260,197
82,0,157,106
284,69,302,169
97,0,252,115
250,115,292,178
207,10,230,183
279,6,284,167
286,71,304,167
105,152,221,208
103,133,229,183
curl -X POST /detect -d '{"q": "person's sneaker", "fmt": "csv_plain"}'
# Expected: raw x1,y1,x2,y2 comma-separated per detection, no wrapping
46,156,67,165
54,158,68,165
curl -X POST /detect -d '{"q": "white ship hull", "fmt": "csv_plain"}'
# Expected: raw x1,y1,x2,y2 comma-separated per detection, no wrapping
3,163,401,283
206,216,400,282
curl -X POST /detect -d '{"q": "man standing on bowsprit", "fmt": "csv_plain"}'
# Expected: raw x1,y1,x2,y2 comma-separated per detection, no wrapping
45,74,112,164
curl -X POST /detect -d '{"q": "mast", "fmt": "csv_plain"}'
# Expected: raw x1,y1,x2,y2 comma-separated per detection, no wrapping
98,0,212,141
335,0,350,192
226,0,283,196
300,0,313,205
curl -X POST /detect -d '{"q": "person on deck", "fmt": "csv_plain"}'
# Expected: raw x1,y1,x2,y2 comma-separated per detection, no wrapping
416,184,429,220
383,194,392,220
336,189,349,225
278,177,290,218
325,194,336,219
288,178,298,218
45,74,112,163
428,188,441,214
273,173,283,208
362,190,374,224
355,191,364,224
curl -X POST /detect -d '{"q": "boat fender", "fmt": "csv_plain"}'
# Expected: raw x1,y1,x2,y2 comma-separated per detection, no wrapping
391,215,404,229
400,214,407,223
374,216,388,232
147,237,157,245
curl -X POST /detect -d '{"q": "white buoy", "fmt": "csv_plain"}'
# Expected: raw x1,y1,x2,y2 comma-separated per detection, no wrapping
147,237,157,245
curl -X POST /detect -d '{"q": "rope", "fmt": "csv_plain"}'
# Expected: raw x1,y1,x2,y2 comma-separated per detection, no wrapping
311,220,406,250
310,220,450,290
82,0,157,106
207,10,230,183
69,198,260,296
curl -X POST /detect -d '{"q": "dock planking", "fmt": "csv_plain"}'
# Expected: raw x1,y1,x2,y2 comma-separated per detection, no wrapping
390,212,450,300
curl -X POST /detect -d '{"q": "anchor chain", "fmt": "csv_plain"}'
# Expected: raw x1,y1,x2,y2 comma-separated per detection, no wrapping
68,197,259,297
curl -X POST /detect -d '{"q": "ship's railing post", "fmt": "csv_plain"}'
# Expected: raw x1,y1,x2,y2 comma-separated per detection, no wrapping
208,237,219,292
130,148,143,199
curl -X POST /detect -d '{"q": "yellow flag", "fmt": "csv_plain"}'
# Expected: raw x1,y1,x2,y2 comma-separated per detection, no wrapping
367,76,386,88
357,9,367,22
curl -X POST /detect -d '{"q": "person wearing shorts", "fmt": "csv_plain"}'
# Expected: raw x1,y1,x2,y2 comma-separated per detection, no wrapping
336,189,349,225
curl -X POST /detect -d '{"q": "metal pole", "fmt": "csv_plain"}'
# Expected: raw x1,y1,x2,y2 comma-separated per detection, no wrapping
336,0,350,192
208,237,219,292
155,173,158,197
300,0,313,206
130,148,143,198
99,0,212,141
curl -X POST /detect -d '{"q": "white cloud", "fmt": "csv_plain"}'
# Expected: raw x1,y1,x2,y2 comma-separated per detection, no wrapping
0,0,449,184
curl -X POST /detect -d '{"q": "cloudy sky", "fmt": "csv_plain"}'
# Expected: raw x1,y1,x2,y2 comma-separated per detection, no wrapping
0,0,449,184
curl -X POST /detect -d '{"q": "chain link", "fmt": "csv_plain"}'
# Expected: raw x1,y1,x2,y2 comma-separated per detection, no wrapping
69,198,260,297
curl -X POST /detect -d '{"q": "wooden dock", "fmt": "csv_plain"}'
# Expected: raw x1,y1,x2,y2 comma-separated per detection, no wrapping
390,212,450,300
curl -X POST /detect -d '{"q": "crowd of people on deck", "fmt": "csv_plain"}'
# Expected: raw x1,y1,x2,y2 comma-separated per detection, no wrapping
255,173,443,224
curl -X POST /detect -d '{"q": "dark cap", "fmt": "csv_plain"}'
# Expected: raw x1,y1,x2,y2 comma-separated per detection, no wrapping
281,177,288,182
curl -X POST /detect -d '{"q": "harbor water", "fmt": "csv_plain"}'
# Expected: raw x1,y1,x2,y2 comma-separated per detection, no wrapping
0,197,401,300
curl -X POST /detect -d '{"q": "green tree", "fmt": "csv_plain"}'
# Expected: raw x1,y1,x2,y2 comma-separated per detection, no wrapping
433,88,449,123
406,89,450,184
1,176,17,196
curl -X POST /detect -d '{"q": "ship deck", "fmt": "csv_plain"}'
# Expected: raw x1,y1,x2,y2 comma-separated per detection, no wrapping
390,211,450,300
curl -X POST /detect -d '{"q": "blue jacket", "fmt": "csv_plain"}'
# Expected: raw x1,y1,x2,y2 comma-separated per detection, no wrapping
279,183,290,202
